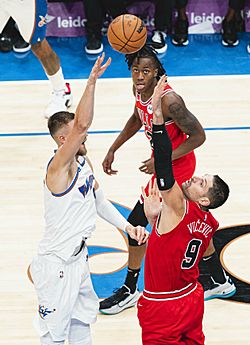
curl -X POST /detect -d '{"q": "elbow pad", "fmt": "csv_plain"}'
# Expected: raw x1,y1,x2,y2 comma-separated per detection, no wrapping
152,124,175,190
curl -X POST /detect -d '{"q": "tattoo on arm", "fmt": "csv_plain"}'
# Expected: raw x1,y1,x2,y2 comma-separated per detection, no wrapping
168,102,200,135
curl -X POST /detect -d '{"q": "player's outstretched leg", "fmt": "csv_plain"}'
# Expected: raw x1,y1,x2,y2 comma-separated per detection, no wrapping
99,201,148,315
31,38,73,118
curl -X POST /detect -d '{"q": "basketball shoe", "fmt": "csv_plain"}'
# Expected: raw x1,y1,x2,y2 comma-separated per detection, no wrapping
44,83,73,119
85,33,103,55
172,18,189,46
204,276,236,301
151,31,167,54
222,19,239,47
99,285,140,315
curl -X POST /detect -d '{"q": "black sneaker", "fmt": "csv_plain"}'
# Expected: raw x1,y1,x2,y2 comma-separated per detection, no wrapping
0,35,13,52
99,285,140,315
222,19,239,47
13,38,31,53
172,18,189,46
151,30,167,54
85,33,103,55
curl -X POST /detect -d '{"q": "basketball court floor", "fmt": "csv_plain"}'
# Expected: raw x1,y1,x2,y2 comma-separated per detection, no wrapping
0,34,250,344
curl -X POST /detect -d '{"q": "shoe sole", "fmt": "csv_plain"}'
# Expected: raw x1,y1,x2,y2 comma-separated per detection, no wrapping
172,39,189,46
85,44,104,55
13,45,31,53
204,287,236,301
154,45,168,54
222,40,239,47
99,293,140,315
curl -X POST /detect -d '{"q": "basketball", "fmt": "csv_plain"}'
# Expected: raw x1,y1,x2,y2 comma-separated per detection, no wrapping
107,14,147,54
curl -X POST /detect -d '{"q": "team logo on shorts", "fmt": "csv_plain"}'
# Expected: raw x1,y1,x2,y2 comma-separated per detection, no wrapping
147,104,153,114
38,15,48,28
38,305,56,319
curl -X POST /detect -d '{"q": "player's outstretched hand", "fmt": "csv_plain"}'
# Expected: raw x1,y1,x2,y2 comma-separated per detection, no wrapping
152,74,167,121
139,157,155,175
88,53,111,84
102,150,118,175
125,225,149,245
141,178,161,225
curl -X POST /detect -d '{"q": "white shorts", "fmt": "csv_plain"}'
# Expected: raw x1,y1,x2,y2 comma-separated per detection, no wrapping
30,246,99,342
0,0,47,44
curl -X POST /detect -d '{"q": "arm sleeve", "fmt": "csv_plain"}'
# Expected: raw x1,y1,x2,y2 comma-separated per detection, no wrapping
94,188,130,231
152,123,175,190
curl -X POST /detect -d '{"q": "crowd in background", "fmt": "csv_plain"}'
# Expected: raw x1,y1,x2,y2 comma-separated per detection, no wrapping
0,0,249,54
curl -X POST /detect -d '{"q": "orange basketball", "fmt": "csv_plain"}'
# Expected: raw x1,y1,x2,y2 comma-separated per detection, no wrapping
107,14,147,54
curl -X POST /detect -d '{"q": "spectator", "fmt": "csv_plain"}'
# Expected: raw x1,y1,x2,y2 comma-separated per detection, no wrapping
84,0,126,54
149,0,175,54
222,0,245,47
84,1,175,55
0,17,31,53
172,0,189,46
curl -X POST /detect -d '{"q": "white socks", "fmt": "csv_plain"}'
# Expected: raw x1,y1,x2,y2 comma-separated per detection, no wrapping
47,67,65,93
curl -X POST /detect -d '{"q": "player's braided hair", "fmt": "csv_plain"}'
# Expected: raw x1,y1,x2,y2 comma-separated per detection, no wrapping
125,45,166,80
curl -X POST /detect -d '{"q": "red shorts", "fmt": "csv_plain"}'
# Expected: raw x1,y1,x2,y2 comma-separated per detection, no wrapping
142,152,196,200
137,282,205,345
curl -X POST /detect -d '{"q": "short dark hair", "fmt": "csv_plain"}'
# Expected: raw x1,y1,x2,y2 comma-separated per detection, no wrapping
125,44,166,80
207,175,230,209
48,111,75,137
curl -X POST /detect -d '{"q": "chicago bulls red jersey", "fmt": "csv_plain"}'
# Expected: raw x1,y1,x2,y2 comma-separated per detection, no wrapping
144,200,219,294
136,84,196,185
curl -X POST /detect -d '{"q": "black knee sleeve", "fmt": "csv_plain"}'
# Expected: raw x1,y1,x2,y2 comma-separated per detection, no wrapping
128,201,148,246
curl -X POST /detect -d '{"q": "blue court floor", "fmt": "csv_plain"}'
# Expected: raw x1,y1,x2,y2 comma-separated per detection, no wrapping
0,33,250,81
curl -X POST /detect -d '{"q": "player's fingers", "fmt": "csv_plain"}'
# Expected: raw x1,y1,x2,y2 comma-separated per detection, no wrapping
141,186,146,199
138,228,149,245
136,226,144,245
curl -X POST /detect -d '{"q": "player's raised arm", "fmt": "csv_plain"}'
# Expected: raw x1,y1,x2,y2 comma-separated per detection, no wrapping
151,75,185,216
49,54,111,172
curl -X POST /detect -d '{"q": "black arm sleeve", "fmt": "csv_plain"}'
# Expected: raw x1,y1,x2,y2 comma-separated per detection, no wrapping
152,123,175,190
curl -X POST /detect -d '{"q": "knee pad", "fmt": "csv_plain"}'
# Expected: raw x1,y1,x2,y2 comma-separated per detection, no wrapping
128,201,148,246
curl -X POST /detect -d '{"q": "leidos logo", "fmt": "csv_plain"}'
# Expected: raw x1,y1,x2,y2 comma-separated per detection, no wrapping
57,16,87,28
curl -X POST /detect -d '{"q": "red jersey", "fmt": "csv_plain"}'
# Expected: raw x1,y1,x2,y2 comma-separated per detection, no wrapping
136,83,196,185
144,200,219,298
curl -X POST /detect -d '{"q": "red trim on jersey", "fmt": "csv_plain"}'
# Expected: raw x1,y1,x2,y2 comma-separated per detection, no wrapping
143,282,197,301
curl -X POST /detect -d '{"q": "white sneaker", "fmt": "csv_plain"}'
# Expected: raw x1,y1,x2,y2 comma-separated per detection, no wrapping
247,44,250,54
44,82,73,119
204,276,236,301
99,285,140,315
151,30,167,54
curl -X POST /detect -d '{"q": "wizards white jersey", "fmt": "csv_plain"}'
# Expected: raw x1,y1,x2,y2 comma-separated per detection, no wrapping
38,156,97,261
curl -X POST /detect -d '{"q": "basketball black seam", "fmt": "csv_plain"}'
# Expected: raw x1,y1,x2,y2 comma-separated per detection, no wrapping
109,26,127,45
119,16,139,52
127,30,147,43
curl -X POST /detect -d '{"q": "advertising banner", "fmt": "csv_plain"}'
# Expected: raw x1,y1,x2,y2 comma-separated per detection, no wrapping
46,0,250,37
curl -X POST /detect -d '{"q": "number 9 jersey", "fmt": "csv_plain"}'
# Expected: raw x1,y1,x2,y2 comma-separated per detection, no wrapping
143,199,219,296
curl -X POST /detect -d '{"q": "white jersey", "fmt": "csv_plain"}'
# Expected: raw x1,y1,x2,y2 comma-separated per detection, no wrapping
38,156,97,261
